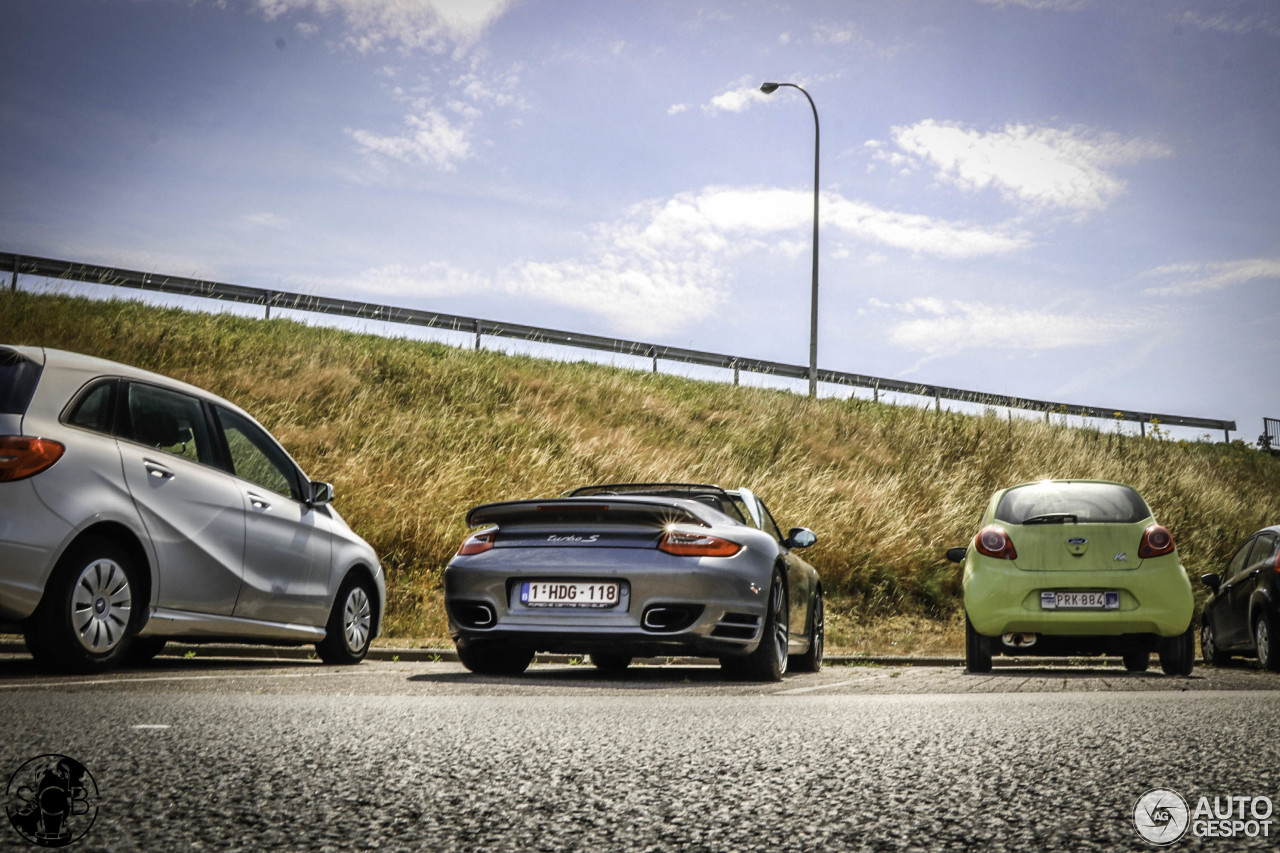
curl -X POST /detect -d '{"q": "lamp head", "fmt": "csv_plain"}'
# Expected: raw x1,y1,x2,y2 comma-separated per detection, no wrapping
760,82,781,94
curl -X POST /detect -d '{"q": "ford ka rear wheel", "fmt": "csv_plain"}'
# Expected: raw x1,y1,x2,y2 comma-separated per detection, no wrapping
965,615,992,674
26,537,140,673
1158,625,1194,676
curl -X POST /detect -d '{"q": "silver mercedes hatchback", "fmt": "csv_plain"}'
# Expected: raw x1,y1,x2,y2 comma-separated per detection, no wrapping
0,345,384,672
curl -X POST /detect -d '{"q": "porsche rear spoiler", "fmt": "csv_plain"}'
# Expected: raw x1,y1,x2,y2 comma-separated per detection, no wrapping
466,497,708,528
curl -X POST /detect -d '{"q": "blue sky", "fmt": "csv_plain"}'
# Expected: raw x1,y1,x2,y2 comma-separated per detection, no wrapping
3,0,1278,442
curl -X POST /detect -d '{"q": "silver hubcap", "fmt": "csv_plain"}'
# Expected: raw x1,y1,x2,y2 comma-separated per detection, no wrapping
1201,624,1214,661
343,586,371,653
71,558,131,653
1258,621,1271,667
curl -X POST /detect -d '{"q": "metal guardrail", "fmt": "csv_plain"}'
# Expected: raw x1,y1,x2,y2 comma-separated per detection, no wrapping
1263,418,1280,454
2,250,1238,439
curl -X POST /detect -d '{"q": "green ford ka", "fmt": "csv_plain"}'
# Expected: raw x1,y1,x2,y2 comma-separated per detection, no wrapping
947,479,1195,675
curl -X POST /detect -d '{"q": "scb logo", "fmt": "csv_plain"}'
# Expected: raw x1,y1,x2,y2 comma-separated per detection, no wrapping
1134,788,1191,846
5,755,98,848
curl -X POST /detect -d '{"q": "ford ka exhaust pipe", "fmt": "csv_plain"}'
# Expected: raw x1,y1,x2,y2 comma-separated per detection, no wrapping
1002,632,1038,648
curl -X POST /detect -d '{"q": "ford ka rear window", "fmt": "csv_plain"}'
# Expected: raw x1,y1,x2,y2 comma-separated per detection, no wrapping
0,350,43,415
995,482,1151,525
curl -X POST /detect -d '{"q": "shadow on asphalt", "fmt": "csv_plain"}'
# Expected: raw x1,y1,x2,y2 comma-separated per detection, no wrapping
0,654,326,679
409,664,737,688
970,667,1204,680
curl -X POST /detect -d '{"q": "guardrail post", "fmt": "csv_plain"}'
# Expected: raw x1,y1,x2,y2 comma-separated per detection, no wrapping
264,292,272,320
732,360,739,386
475,321,482,351
1140,418,1146,437
650,349,658,374
872,380,879,403
934,390,940,413
9,256,17,291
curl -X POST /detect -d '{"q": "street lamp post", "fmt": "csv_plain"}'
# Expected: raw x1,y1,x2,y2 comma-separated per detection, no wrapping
760,81,819,399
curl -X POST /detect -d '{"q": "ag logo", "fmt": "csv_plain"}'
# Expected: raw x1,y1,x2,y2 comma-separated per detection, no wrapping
1133,788,1190,846
5,754,98,848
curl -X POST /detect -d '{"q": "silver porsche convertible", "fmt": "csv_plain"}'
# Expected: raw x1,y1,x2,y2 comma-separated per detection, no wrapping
443,483,823,681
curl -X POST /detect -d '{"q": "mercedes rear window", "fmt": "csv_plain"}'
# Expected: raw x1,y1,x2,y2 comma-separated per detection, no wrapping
0,350,43,415
995,482,1151,525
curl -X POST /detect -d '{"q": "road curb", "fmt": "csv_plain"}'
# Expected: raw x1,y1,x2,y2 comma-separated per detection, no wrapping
3,637,1201,667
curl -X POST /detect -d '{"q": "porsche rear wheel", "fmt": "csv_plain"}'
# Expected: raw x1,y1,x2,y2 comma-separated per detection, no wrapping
790,587,823,673
723,572,787,682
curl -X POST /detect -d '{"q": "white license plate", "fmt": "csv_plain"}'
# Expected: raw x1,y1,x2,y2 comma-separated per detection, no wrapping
1040,591,1120,610
520,581,620,608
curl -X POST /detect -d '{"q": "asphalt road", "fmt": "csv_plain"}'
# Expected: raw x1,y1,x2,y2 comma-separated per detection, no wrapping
1,654,1278,852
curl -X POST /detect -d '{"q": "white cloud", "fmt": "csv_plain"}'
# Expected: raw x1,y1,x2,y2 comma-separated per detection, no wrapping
347,106,472,170
1140,258,1280,296
1171,9,1280,37
974,0,1088,10
253,0,514,55
241,212,290,230
879,120,1171,215
875,297,1142,355
321,186,1027,337
667,104,690,116
704,85,770,114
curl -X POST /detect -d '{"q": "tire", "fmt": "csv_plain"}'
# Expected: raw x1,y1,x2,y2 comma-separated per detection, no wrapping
1200,618,1230,667
25,537,141,673
1122,650,1150,672
589,653,632,671
126,637,168,666
1255,615,1280,672
723,572,788,682
1158,625,1195,676
790,587,824,673
316,575,376,665
965,614,992,674
456,638,534,675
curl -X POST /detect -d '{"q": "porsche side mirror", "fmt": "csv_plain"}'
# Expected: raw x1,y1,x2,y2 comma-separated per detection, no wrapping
946,547,968,564
1199,573,1221,593
786,527,817,549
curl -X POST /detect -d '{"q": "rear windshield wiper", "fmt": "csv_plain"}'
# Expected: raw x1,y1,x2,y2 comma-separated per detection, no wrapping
1021,513,1079,525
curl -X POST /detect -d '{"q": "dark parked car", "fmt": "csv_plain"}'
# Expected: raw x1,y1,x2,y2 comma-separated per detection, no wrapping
1199,526,1280,670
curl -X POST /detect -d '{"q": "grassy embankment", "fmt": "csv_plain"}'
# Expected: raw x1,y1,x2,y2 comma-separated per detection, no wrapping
4,290,1278,653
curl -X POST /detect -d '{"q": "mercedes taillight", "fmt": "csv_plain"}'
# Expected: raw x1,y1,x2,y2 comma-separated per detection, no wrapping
0,436,65,482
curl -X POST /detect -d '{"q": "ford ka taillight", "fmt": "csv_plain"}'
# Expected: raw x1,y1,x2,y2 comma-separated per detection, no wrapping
0,436,65,482
974,526,1017,560
1138,525,1176,559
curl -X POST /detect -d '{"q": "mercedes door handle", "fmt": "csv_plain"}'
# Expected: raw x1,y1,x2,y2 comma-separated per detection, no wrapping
248,494,272,511
143,459,174,480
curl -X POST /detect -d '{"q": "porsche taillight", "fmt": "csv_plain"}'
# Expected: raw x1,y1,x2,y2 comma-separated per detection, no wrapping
457,529,497,556
0,436,65,482
658,531,742,557
1138,525,1175,559
974,526,1017,560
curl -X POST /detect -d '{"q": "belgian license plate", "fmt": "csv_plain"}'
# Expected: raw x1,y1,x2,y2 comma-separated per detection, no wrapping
520,581,620,608
1040,591,1120,610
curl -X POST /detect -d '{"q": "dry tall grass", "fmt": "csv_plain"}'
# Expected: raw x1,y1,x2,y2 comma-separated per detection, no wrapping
5,291,1278,651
